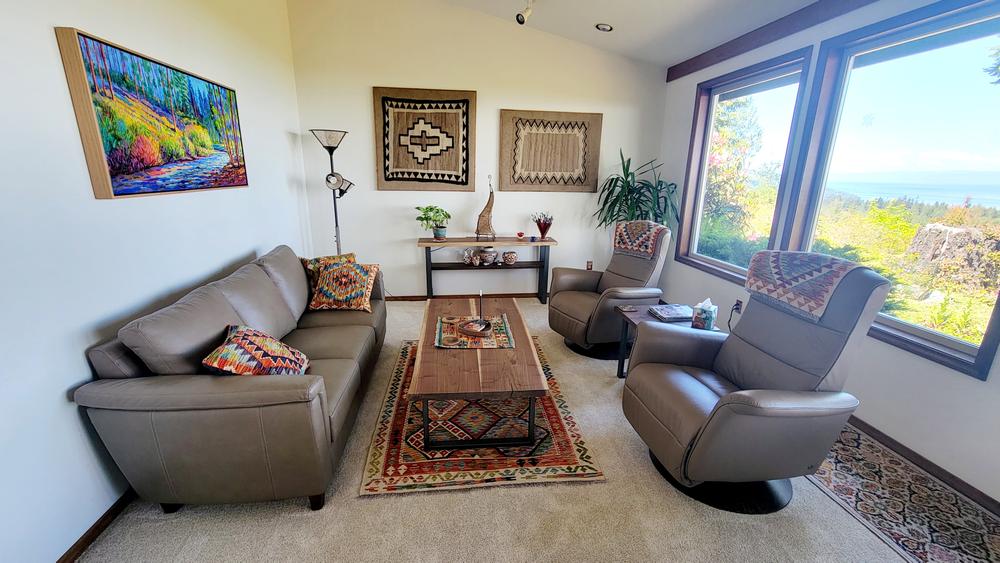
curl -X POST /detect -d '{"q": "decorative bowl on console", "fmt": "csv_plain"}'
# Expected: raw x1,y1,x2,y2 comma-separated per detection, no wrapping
502,251,518,265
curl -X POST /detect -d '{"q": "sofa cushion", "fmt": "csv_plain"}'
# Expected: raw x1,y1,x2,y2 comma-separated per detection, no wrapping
282,326,376,368
306,359,361,443
254,245,310,319
211,264,297,338
297,299,386,330
308,263,380,312
202,325,310,376
119,286,242,375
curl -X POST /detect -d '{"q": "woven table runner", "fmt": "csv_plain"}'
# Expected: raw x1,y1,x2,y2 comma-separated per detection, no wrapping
434,314,515,349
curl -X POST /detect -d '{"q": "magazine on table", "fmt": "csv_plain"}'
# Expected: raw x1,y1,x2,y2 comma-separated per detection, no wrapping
648,304,694,322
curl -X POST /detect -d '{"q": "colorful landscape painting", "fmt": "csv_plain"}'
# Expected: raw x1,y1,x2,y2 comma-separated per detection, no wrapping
66,31,246,197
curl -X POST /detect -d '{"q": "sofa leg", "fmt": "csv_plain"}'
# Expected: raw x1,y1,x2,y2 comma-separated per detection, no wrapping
649,450,793,514
160,503,183,514
308,494,325,511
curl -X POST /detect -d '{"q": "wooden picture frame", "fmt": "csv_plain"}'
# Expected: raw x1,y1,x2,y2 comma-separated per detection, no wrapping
373,86,476,191
498,109,602,192
55,27,248,199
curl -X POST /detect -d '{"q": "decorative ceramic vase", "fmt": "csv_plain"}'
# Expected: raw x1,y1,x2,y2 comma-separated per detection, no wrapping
502,251,518,265
470,254,481,267
462,248,475,264
535,219,552,239
432,226,447,240
479,247,498,266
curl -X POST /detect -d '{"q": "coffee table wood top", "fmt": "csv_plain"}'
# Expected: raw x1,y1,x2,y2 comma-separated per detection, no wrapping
408,297,549,401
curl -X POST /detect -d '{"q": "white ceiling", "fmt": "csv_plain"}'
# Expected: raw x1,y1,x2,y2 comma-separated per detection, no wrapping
450,0,817,66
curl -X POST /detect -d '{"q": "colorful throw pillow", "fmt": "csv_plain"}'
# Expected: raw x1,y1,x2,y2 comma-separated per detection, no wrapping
308,262,380,312
301,253,356,293
202,325,309,376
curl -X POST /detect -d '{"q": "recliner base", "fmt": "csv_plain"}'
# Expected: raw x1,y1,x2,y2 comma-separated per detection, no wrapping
649,451,793,514
563,338,626,360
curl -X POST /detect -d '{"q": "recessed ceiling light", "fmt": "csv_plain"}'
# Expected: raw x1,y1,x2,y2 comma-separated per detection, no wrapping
595,23,613,32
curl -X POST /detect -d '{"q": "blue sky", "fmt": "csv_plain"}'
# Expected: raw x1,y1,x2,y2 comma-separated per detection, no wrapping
748,33,1000,187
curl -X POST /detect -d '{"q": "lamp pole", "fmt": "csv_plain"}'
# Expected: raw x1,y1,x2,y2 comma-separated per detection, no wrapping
327,149,342,255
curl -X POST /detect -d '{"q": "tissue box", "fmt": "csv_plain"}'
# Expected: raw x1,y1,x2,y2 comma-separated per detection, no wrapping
691,304,718,330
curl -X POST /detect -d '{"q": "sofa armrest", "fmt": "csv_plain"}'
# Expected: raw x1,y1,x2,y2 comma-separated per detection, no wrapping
550,267,602,297
717,390,859,417
600,286,662,301
371,270,384,300
74,374,325,411
628,321,727,372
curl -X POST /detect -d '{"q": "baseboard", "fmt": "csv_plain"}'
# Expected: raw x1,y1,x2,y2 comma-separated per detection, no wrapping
386,293,538,301
849,416,999,518
58,488,136,562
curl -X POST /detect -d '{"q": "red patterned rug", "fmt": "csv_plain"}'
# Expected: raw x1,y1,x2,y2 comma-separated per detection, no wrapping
808,425,999,562
360,338,605,495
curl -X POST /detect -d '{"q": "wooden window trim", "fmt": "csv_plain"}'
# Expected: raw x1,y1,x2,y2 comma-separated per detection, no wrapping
675,47,812,282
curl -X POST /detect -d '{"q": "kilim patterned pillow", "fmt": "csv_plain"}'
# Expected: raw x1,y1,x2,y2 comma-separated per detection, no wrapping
202,325,309,376
301,253,356,294
308,262,380,312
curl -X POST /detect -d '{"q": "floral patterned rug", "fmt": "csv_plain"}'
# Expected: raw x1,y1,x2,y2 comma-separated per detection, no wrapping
808,425,999,562
360,338,605,495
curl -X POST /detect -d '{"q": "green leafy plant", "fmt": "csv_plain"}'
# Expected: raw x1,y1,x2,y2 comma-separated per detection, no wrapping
415,205,451,230
595,150,680,228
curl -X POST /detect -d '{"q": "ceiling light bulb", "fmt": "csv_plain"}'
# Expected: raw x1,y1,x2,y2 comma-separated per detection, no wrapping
595,23,613,32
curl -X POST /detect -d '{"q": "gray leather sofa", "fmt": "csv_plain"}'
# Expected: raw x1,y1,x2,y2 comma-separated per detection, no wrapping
548,223,670,353
623,255,889,513
75,245,385,511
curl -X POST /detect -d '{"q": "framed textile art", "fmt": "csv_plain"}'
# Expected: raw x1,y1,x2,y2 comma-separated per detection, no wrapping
498,109,602,192
55,28,247,199
372,87,476,191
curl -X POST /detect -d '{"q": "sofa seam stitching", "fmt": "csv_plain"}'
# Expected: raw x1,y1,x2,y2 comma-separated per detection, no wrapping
149,412,179,500
257,407,277,499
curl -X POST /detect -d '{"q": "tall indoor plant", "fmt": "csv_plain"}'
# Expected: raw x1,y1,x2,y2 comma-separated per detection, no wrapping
595,149,680,228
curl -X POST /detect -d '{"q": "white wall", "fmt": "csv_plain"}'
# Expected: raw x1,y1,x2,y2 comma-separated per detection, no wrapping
287,0,666,297
658,0,1000,500
0,1,307,560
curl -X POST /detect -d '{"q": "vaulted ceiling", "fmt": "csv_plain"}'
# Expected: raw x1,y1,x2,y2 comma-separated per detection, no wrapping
451,0,816,66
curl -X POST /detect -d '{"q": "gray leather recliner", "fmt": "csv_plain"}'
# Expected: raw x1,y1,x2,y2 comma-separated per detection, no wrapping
549,221,670,350
623,251,889,513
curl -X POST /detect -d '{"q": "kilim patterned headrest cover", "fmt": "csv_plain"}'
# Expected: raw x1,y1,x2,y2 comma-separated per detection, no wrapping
746,251,863,322
613,221,669,259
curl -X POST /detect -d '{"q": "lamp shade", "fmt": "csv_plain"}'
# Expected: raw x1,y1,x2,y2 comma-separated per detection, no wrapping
310,129,348,150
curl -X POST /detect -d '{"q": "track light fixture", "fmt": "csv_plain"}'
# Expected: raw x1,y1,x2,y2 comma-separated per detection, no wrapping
515,0,534,25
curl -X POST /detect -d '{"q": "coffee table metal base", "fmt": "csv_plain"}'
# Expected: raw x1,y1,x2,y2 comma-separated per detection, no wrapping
421,396,536,450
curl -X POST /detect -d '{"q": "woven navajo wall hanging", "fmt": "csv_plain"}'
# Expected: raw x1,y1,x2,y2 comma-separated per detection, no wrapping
372,87,476,191
498,109,602,192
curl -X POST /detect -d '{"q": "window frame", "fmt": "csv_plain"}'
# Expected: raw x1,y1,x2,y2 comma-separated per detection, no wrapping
784,0,1000,381
674,0,1000,380
675,47,813,284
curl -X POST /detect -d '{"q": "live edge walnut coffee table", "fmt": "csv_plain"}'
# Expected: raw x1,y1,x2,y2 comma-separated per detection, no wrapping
408,297,549,450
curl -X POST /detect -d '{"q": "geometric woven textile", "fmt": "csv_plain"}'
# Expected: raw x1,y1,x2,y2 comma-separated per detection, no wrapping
613,220,668,259
808,424,1000,562
202,325,309,376
381,96,470,185
512,119,588,186
360,339,605,495
301,253,356,293
746,250,862,321
308,262,379,313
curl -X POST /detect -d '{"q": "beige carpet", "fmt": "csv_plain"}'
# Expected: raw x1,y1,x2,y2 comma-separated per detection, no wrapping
81,300,902,562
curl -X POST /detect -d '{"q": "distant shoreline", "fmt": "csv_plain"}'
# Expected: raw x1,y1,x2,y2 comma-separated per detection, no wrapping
826,180,1000,208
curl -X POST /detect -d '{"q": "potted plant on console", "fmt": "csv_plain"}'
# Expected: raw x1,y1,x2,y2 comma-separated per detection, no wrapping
416,205,452,241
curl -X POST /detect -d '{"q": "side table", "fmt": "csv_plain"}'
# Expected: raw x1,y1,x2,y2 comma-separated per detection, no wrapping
615,306,713,379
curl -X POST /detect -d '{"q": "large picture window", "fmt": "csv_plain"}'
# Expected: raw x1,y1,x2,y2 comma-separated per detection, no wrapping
677,50,810,280
678,1,1000,379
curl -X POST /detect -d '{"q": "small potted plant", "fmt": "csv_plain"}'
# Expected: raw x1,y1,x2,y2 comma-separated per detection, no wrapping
416,205,452,240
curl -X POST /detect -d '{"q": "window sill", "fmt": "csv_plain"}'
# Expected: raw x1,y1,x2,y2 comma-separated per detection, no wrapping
675,254,747,286
868,321,988,381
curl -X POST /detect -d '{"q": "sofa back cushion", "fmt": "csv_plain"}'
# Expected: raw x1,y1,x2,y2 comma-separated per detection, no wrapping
211,264,296,338
118,285,242,374
87,338,148,379
254,245,309,319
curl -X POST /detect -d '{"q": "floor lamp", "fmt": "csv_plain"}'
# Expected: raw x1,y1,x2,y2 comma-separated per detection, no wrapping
310,129,354,255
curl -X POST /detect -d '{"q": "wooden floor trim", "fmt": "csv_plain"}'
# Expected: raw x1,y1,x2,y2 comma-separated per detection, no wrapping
386,293,537,302
850,416,999,517
58,488,136,562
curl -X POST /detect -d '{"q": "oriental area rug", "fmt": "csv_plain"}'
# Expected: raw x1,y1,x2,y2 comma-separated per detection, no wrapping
807,425,999,562
360,339,605,495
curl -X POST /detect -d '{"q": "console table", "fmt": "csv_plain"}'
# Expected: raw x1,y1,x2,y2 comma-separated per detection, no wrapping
417,237,558,303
